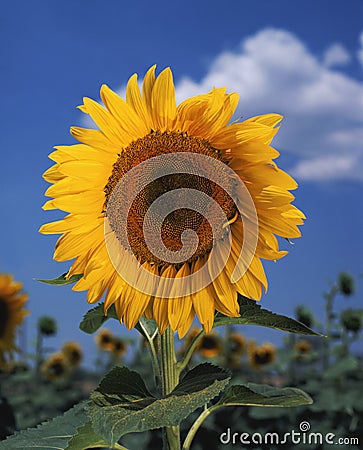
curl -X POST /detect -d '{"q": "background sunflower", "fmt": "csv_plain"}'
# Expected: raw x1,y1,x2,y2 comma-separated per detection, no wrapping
0,274,29,365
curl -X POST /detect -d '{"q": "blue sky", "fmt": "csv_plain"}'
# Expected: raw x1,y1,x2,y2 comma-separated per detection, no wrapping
1,0,362,366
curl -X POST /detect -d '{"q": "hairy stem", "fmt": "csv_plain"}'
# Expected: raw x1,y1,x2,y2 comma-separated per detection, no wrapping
160,327,180,450
182,405,218,450
176,328,205,375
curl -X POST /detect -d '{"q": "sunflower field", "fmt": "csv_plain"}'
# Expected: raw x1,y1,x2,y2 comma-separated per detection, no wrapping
0,271,361,449
0,66,361,450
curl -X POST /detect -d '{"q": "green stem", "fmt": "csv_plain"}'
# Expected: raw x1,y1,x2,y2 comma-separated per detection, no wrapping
182,405,218,450
160,327,180,450
148,337,161,387
176,329,205,375
288,334,297,384
138,319,160,386
225,324,233,367
35,328,43,379
323,285,338,370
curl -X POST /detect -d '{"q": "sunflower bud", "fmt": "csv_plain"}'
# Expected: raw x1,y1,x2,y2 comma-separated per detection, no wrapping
338,272,355,297
38,316,57,336
295,305,313,328
340,309,361,333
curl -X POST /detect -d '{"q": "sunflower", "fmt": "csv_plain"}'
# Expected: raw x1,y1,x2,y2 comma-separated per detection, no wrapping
198,333,222,358
41,352,69,381
40,66,305,337
62,341,83,367
95,328,114,351
340,309,361,333
0,274,29,364
111,337,127,357
229,332,245,356
294,339,312,360
248,342,276,369
38,315,57,336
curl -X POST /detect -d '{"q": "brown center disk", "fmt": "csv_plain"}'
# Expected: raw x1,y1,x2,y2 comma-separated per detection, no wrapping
104,131,237,266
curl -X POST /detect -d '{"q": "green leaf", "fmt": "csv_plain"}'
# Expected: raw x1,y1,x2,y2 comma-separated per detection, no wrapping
216,383,313,408
66,422,127,450
214,295,322,336
79,304,158,338
36,273,83,285
0,402,88,449
90,364,230,445
135,317,158,341
96,366,153,400
173,363,230,394
79,303,118,334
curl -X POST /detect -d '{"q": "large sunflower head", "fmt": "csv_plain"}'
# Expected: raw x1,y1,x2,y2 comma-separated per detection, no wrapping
0,274,29,365
40,66,305,337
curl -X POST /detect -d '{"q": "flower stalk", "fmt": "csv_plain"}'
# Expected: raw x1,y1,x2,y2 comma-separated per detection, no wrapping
160,327,180,450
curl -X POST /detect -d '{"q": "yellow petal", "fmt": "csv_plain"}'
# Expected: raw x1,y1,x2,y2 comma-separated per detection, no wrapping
142,65,156,114
153,297,170,334
70,127,116,153
126,73,152,130
43,191,104,214
151,67,177,131
104,273,125,312
191,258,215,333
246,113,283,128
212,269,239,316
122,285,150,329
168,264,193,331
211,122,278,149
177,306,196,339
53,224,104,261
100,84,148,140
82,97,130,147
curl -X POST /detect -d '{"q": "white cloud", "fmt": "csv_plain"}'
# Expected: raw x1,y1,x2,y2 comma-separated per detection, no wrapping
323,43,351,67
358,31,363,66
291,155,363,181
81,28,363,182
175,28,363,181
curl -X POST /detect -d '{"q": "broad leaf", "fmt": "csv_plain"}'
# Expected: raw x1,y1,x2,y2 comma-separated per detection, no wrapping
0,402,88,449
79,304,158,339
79,303,118,334
173,363,230,394
90,364,230,445
96,366,153,400
66,422,127,450
216,383,313,408
214,295,322,336
36,273,83,285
